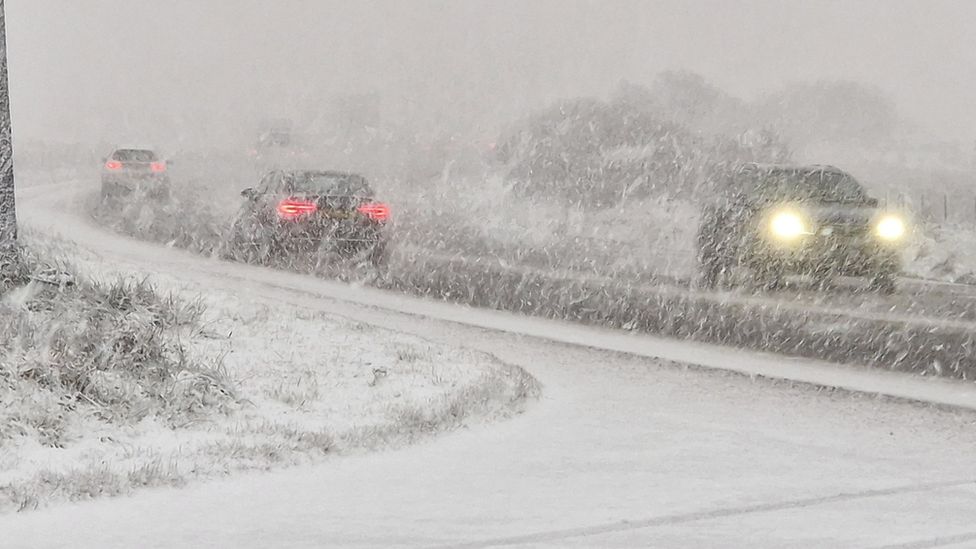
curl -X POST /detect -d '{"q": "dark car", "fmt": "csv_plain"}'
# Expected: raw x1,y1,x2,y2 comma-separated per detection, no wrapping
696,163,907,294
225,170,390,267
100,147,170,199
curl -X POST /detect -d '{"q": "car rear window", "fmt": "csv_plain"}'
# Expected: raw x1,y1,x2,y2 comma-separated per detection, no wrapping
112,149,157,162
283,172,373,197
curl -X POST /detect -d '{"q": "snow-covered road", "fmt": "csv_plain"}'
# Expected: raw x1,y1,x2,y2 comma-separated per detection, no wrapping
4,183,976,547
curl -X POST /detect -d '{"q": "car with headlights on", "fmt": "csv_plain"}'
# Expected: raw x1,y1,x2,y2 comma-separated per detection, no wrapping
224,169,390,268
696,163,907,294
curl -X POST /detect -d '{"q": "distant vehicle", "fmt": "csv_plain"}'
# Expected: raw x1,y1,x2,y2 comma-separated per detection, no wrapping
100,147,170,199
696,163,907,294
225,170,390,267
255,120,292,149
248,119,296,156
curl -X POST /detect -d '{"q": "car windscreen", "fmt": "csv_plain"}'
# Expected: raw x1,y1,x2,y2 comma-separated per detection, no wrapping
282,173,373,197
755,169,867,203
112,149,157,162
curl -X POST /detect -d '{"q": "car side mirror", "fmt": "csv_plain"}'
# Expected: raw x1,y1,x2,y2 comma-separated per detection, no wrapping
241,188,258,200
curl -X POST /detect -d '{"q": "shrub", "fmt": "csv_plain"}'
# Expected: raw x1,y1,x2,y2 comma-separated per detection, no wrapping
496,90,791,208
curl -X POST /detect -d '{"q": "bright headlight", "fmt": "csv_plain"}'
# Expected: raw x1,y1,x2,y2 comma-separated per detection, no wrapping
769,211,807,240
876,215,906,241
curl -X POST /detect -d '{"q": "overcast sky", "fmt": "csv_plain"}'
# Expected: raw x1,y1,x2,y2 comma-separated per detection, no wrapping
7,0,976,149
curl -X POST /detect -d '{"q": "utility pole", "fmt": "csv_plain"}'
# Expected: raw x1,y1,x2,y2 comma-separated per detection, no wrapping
0,0,16,263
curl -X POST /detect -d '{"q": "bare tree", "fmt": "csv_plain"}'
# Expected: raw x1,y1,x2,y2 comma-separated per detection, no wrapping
0,0,15,262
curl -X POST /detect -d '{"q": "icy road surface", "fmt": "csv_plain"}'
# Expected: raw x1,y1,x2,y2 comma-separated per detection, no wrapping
4,182,976,548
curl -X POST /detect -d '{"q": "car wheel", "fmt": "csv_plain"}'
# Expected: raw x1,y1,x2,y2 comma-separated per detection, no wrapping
811,268,836,292
154,186,171,202
222,217,260,263
869,273,896,295
752,264,785,292
241,239,275,265
369,239,390,270
696,257,723,290
217,237,241,262
695,235,728,290
100,181,116,201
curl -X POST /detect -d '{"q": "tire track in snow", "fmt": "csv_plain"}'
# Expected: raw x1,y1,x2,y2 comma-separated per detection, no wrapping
439,479,976,548
873,531,976,549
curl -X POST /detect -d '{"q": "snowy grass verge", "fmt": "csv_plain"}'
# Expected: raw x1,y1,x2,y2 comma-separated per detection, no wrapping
387,253,976,380
0,242,539,513
87,191,227,257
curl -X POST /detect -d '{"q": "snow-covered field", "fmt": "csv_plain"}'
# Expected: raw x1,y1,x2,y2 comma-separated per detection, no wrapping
6,277,976,548
1,234,537,512
903,222,976,283
391,172,699,281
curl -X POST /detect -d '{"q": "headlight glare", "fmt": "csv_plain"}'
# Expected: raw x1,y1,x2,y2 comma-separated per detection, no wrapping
769,211,807,240
876,215,906,241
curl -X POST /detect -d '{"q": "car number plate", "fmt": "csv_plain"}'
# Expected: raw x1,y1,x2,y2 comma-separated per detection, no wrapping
321,209,353,219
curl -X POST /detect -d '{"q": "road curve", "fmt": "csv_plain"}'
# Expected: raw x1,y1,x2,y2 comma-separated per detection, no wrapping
3,183,976,548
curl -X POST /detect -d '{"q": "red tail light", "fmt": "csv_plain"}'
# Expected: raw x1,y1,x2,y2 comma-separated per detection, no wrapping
105,160,123,170
277,198,318,220
150,161,167,173
357,202,390,222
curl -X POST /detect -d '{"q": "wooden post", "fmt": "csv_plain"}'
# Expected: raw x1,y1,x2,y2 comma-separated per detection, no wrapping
0,0,16,262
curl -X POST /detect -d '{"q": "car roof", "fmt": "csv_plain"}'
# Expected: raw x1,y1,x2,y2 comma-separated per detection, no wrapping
280,170,365,179
711,163,863,202
737,162,848,175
